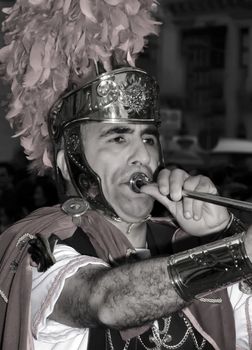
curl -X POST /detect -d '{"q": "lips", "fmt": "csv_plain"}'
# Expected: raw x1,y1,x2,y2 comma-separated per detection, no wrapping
121,171,152,185
130,172,153,193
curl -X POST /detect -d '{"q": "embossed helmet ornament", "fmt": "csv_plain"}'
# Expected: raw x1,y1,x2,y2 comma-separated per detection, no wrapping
49,67,162,220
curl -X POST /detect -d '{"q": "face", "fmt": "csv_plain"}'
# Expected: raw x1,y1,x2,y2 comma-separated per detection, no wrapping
81,122,161,222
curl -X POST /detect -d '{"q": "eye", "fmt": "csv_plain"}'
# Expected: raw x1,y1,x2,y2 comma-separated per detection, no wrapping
143,136,156,146
109,136,126,144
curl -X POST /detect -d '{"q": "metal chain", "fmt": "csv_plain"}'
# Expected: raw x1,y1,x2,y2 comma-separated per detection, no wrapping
182,316,206,350
107,315,207,350
156,317,172,335
138,328,190,350
138,315,207,350
106,329,131,350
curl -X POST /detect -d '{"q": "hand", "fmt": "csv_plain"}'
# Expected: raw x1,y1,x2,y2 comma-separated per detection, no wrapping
140,168,230,236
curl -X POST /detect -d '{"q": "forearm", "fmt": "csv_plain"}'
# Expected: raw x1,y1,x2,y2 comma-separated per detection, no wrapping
94,257,185,329
51,256,185,330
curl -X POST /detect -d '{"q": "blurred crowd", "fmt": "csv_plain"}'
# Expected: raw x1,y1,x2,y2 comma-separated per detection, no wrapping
0,160,59,234
207,160,252,226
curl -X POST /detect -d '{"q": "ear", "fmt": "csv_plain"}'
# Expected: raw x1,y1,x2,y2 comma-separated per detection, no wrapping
56,150,71,181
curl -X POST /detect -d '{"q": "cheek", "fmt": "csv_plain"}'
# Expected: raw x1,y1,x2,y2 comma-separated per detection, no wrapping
149,148,161,168
95,157,125,202
99,166,119,206
90,153,117,189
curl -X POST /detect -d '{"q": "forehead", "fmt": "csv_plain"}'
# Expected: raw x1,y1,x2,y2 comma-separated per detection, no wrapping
81,122,158,137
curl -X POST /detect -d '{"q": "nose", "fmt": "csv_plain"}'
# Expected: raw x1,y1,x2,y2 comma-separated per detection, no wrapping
128,139,151,167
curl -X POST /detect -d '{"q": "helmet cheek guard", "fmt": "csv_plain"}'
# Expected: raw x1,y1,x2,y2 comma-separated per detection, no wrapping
48,67,162,219
64,122,117,218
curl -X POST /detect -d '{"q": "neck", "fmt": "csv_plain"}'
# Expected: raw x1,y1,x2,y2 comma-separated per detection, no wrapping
107,217,148,249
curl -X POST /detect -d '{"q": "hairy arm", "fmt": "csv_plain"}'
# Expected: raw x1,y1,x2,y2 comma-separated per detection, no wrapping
49,256,185,330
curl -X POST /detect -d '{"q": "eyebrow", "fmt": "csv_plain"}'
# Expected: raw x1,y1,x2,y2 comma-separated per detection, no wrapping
99,126,134,138
99,125,159,138
143,126,159,138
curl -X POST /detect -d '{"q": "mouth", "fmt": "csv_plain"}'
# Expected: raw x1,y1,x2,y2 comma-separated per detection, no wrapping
119,172,153,196
120,170,153,193
129,172,152,193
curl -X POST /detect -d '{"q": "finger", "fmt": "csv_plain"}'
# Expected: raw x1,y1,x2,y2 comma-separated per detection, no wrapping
140,183,172,208
183,175,217,220
156,168,171,196
183,175,205,220
183,175,217,193
193,177,217,220
169,169,189,201
182,196,194,220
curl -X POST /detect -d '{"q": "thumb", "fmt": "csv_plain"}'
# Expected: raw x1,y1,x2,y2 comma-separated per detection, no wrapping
140,183,174,208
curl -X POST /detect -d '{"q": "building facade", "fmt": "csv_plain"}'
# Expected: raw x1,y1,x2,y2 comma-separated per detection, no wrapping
158,0,252,141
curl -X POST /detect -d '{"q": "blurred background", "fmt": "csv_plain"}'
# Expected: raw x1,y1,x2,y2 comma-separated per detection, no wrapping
1,0,252,232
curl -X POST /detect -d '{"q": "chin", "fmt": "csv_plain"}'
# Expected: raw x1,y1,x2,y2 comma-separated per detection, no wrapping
110,191,154,222
115,203,153,223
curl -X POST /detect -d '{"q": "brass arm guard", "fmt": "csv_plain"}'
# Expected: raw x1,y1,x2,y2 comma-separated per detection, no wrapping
167,232,252,301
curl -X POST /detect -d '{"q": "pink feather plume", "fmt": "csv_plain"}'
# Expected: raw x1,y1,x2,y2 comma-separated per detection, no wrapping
0,0,160,174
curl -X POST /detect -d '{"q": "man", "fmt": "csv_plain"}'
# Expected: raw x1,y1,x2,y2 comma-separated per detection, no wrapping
0,1,252,350
1,68,252,350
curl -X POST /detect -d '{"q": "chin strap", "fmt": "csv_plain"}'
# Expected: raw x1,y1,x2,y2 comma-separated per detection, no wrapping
126,216,152,234
111,214,152,235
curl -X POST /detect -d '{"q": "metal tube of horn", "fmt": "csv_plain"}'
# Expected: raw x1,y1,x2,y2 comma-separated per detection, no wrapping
129,172,252,212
